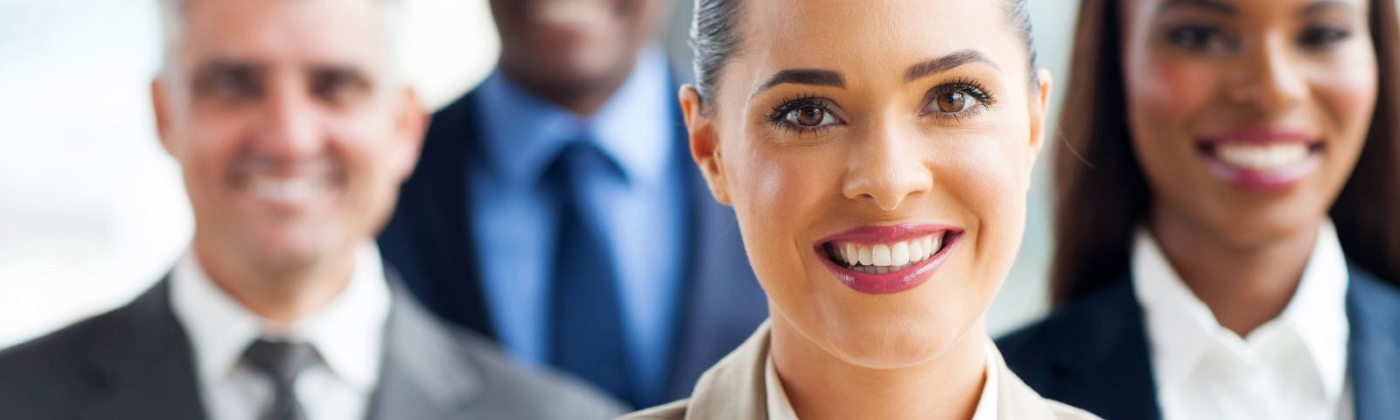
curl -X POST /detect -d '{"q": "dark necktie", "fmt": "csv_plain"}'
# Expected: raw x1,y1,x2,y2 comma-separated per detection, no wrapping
544,142,635,406
243,338,319,420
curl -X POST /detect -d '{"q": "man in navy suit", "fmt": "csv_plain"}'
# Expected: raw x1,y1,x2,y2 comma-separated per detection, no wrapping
378,0,768,409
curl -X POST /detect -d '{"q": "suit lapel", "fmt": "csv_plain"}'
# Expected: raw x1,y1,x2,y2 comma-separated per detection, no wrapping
367,282,482,420
1042,277,1162,420
81,279,208,420
1345,264,1400,420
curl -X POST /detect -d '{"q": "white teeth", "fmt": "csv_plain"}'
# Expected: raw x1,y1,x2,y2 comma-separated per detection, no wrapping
831,233,949,270
1217,143,1310,170
251,176,322,203
891,242,910,266
871,245,892,266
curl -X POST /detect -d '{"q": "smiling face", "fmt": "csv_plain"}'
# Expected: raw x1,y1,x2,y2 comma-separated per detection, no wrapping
681,0,1051,367
489,0,669,111
154,0,425,281
1121,0,1376,245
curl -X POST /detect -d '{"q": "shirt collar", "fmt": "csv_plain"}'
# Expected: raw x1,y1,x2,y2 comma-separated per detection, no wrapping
171,241,392,393
477,45,675,188
763,339,999,420
1131,221,1350,398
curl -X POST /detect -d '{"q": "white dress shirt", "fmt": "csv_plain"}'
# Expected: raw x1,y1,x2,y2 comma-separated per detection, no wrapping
170,242,392,420
765,339,999,420
1133,221,1351,420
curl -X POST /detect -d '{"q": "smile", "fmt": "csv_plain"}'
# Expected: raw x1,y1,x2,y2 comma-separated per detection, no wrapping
1196,127,1324,193
815,224,963,295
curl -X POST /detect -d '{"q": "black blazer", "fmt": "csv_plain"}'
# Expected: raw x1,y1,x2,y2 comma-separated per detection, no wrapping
998,263,1400,420
0,274,626,420
377,75,769,406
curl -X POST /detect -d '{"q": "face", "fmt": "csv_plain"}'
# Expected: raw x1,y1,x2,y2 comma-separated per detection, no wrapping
154,0,426,279
1121,0,1376,245
489,0,669,100
682,0,1051,367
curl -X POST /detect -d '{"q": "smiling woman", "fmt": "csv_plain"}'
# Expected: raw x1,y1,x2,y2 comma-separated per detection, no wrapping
998,0,1400,419
620,0,1098,419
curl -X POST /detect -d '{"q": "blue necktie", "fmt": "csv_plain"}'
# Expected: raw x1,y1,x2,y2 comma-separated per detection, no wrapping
545,142,635,406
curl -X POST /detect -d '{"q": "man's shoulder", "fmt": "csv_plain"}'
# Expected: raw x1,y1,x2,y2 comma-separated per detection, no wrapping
0,303,132,417
429,315,628,419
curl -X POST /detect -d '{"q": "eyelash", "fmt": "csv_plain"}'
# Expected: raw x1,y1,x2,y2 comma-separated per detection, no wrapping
764,93,840,136
763,80,998,136
924,78,996,123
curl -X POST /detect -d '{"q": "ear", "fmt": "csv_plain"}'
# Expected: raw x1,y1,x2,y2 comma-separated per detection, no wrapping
152,78,178,158
1026,68,1054,177
391,87,428,182
680,84,731,206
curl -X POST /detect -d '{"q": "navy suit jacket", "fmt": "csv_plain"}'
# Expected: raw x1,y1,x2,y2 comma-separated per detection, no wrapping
997,263,1400,420
377,78,768,406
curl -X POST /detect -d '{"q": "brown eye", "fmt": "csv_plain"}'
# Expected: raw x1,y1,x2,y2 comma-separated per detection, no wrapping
936,91,970,113
785,104,836,127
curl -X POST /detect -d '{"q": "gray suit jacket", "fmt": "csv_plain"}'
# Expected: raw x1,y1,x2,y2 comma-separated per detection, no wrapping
620,321,1100,420
0,275,626,420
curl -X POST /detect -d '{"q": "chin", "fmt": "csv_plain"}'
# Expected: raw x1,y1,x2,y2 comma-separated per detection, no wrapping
818,305,972,369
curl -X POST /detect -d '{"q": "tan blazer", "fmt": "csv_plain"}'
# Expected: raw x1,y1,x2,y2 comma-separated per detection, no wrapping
619,321,1100,420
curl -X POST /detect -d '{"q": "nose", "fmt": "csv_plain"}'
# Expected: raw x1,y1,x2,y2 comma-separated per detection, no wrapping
841,120,933,211
253,78,325,160
1228,34,1307,115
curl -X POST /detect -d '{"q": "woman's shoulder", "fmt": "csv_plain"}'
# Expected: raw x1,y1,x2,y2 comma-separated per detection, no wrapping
614,400,689,420
1044,399,1105,420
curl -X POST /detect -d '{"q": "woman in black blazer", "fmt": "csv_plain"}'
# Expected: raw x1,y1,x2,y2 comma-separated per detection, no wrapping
999,0,1400,419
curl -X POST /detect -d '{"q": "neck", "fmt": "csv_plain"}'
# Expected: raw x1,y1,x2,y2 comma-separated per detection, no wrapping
193,239,357,327
1148,209,1318,337
770,313,988,420
498,57,641,117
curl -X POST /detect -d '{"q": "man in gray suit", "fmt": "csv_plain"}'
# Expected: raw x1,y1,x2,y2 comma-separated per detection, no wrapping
0,0,624,419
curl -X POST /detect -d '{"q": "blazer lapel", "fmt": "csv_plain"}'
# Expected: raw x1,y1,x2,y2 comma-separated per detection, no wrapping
367,283,482,420
682,321,770,420
81,279,208,420
1040,277,1162,420
1345,264,1400,420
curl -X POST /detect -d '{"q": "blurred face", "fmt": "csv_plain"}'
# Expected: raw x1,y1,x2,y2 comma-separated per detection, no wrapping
489,0,669,101
1121,0,1376,245
154,0,425,278
682,0,1050,367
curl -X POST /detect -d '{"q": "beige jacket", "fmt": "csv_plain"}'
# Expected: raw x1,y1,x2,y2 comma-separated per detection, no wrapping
619,322,1100,420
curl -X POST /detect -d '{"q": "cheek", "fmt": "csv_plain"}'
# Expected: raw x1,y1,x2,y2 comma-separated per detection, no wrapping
1313,52,1378,143
930,133,1030,276
1125,53,1220,136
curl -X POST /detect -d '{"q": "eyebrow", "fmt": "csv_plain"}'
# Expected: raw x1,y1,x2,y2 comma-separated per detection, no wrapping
1299,0,1356,16
1158,0,1238,15
749,49,999,98
751,69,845,97
904,50,1000,83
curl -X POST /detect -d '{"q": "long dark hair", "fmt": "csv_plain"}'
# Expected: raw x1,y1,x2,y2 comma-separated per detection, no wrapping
1051,0,1400,305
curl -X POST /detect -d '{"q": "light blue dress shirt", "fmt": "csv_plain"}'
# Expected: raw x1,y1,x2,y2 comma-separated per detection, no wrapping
469,46,687,404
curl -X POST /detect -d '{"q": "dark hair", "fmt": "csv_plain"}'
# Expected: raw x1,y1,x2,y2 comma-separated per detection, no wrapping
689,0,1040,110
1050,0,1400,305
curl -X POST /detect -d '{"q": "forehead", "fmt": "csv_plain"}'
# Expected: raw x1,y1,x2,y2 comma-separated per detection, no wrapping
1127,0,1368,17
734,0,1025,84
177,0,387,71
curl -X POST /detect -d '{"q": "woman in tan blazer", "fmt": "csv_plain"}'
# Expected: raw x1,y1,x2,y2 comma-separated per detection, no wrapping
621,0,1099,419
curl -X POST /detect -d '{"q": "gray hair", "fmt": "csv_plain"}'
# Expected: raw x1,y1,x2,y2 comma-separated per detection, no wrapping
155,0,406,81
690,0,1040,109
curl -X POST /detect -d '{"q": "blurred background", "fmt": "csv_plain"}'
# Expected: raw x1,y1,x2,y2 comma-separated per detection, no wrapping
0,0,1077,347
